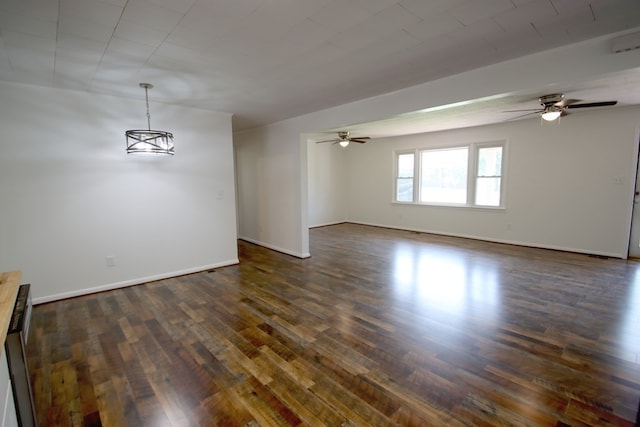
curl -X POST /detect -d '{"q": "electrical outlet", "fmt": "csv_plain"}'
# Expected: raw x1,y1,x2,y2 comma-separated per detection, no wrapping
106,256,116,267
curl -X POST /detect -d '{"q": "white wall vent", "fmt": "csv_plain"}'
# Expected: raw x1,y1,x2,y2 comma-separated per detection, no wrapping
611,31,640,53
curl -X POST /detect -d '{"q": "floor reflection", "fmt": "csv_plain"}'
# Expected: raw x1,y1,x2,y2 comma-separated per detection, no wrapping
618,269,640,363
391,242,500,323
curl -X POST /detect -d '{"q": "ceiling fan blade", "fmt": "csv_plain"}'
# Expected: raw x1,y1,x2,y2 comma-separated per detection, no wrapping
505,111,540,121
567,101,617,109
316,138,340,144
503,108,542,113
350,139,368,144
556,98,581,107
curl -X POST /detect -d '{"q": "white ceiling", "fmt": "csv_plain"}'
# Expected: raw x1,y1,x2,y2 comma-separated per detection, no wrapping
1,0,640,133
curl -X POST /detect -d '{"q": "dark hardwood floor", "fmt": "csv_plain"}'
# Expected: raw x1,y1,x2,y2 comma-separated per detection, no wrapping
27,223,640,426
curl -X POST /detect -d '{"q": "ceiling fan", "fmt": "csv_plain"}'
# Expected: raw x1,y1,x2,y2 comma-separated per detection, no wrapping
505,93,618,121
316,131,370,147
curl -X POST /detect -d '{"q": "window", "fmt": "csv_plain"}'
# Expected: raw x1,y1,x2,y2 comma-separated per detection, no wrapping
394,142,505,208
395,152,415,202
475,146,503,206
420,147,468,204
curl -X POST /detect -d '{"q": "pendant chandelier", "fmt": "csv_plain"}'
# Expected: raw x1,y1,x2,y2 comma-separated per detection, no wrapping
125,83,174,155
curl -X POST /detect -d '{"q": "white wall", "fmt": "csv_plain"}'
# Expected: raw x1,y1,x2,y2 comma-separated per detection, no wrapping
307,140,346,227
0,82,238,302
235,122,309,257
234,28,640,259
341,107,640,258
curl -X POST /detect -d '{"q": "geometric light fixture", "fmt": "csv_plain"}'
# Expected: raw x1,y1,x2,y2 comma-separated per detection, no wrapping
126,83,174,155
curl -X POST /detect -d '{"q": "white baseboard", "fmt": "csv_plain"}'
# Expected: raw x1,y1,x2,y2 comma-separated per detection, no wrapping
347,221,625,259
32,259,239,305
238,236,311,259
309,221,346,229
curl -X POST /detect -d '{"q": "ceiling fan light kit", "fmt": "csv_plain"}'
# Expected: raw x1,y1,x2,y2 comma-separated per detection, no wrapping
539,94,567,122
541,107,562,121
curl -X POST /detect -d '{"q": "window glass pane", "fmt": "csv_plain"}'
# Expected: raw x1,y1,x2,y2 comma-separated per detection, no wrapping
420,148,468,204
396,153,414,202
396,178,413,202
475,177,501,206
478,146,502,177
397,153,414,177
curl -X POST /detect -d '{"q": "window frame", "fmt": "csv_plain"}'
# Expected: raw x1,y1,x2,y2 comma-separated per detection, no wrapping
393,141,506,209
393,150,417,203
419,145,470,206
473,143,506,208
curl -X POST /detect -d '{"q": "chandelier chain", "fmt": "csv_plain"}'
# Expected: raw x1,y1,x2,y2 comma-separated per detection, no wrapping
144,86,151,131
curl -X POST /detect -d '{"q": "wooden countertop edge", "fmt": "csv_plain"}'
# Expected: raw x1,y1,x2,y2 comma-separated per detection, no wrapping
0,271,21,349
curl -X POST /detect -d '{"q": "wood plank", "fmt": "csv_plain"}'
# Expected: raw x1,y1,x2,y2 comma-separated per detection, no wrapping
26,223,640,426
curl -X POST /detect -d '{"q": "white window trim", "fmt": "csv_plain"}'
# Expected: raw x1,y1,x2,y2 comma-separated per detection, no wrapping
470,141,506,208
393,141,507,209
393,149,418,204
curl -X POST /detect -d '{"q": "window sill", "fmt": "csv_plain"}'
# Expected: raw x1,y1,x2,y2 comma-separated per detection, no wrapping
391,201,506,211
